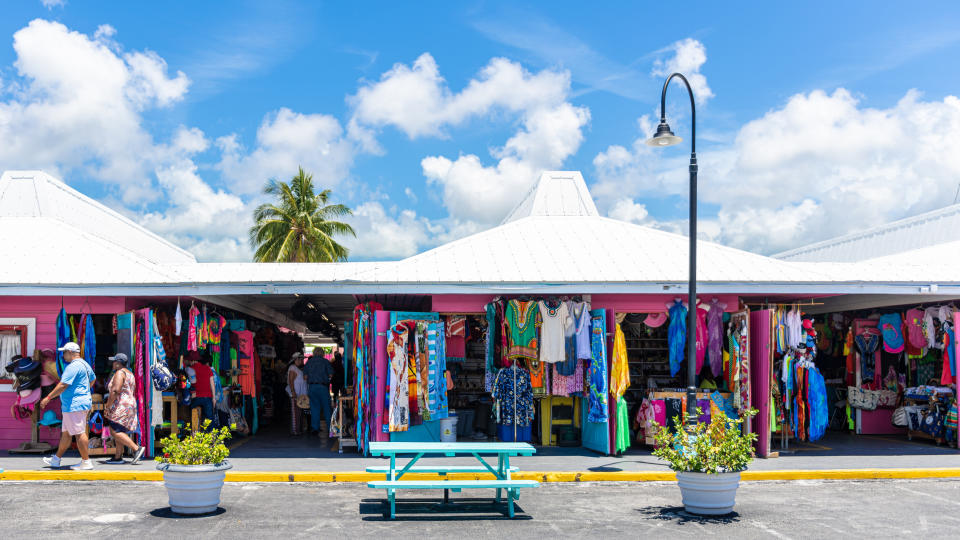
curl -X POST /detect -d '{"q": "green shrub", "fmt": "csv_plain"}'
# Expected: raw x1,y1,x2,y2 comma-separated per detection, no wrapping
155,420,232,466
651,408,758,474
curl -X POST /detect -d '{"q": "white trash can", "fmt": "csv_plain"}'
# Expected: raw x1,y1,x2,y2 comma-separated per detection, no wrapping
440,414,458,442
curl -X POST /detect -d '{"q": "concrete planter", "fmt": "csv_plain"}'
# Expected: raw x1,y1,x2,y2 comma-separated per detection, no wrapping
676,471,741,515
157,461,232,514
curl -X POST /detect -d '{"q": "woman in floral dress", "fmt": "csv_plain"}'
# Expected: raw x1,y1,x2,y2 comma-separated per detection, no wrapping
103,353,144,464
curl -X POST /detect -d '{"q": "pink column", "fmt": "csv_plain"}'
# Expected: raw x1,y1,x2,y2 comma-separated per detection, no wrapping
749,309,771,457
372,310,389,442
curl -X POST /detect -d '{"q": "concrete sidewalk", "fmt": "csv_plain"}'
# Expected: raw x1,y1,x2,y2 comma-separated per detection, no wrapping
2,431,956,478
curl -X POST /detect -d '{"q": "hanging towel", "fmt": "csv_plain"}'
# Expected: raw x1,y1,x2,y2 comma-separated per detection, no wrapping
615,396,630,454
82,315,96,369
56,308,70,376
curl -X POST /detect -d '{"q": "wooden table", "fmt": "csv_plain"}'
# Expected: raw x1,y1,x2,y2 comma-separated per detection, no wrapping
366,441,539,519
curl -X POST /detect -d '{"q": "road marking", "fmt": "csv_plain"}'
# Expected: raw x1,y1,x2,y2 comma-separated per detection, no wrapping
895,485,960,506
749,520,791,539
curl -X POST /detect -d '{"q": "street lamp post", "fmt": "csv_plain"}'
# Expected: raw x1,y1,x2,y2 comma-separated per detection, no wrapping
646,72,699,431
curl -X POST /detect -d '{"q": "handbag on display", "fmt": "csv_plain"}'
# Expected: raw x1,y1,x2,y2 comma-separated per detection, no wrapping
920,408,945,438
891,406,908,427
151,361,176,391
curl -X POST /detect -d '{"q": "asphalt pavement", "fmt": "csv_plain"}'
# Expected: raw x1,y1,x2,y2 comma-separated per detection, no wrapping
1,478,958,538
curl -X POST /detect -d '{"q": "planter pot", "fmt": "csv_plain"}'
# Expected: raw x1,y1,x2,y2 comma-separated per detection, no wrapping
157,461,232,514
676,471,741,515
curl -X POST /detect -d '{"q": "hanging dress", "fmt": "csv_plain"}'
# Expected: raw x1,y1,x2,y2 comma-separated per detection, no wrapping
695,306,708,374
538,301,569,364
667,300,687,377
706,299,725,377
505,300,539,362
387,324,410,432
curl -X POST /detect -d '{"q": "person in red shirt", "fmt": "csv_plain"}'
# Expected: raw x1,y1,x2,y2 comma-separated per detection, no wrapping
186,351,218,429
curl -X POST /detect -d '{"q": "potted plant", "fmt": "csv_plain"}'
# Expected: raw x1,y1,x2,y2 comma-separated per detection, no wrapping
156,420,233,514
651,409,758,515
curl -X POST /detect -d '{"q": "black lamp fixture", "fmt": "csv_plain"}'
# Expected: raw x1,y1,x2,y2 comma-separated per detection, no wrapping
647,72,700,432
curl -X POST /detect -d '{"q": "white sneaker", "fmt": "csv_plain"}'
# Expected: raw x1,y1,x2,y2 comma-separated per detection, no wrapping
42,455,61,468
72,460,94,470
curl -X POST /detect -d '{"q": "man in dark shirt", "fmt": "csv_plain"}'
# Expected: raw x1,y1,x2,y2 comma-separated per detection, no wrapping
302,351,333,439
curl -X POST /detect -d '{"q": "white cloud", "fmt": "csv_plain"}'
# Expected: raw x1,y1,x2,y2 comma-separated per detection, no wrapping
349,53,569,139
0,19,189,192
596,88,960,254
40,0,65,9
652,38,713,104
216,107,356,195
422,103,590,223
344,202,432,260
608,198,650,224
350,53,589,226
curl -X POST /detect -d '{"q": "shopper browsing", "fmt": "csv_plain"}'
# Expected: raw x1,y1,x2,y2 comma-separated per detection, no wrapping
304,348,333,440
186,351,218,429
39,342,96,470
286,352,308,436
102,353,145,465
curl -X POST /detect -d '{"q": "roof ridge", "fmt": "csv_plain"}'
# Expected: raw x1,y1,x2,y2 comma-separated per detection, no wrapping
774,202,960,259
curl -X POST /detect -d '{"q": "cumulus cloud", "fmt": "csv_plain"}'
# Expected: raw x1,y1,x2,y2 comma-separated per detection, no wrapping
343,202,432,259
349,53,569,139
217,107,356,195
596,88,960,254
350,53,590,227
0,19,189,192
40,0,65,9
652,38,713,104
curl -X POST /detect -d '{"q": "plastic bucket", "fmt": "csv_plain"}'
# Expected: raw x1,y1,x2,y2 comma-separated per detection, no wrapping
440,415,458,442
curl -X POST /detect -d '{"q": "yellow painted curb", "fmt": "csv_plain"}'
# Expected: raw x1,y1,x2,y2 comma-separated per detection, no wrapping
2,468,959,483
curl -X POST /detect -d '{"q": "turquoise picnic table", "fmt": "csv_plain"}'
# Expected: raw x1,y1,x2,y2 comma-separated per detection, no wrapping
366,441,540,519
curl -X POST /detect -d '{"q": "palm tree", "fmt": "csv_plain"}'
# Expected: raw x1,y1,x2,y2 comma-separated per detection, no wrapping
249,167,356,262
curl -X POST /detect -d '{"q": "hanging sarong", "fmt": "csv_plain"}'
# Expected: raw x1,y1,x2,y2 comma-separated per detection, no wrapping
387,323,409,432
587,316,608,423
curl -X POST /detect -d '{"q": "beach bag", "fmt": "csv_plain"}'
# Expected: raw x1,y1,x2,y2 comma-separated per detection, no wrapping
920,409,944,438
329,404,341,438
151,361,175,391
847,387,878,410
891,406,908,427
876,389,899,408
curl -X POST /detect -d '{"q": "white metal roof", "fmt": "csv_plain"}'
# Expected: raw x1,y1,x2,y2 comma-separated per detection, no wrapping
501,171,599,224
367,215,839,285
2,169,959,299
0,170,196,263
773,203,960,263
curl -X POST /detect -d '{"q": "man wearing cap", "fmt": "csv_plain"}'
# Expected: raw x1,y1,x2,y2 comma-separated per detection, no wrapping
39,342,96,470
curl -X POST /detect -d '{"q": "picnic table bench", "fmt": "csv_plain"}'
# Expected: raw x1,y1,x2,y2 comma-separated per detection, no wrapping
366,441,539,519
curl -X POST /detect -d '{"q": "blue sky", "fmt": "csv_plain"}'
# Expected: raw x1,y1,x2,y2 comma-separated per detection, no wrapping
3,1,960,260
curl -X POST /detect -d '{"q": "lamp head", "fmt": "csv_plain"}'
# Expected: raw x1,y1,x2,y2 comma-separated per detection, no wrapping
646,120,682,147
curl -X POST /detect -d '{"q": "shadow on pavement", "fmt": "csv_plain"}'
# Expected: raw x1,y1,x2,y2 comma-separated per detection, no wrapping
149,507,227,519
637,505,740,525
359,497,532,521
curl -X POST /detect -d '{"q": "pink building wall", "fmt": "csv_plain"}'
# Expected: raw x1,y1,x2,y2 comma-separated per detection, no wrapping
0,296,126,450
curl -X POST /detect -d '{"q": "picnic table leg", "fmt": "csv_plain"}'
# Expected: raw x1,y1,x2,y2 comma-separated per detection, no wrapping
444,488,449,504
507,489,515,518
389,488,396,520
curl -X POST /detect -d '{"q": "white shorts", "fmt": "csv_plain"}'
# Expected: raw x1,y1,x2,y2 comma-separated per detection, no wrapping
61,410,88,436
